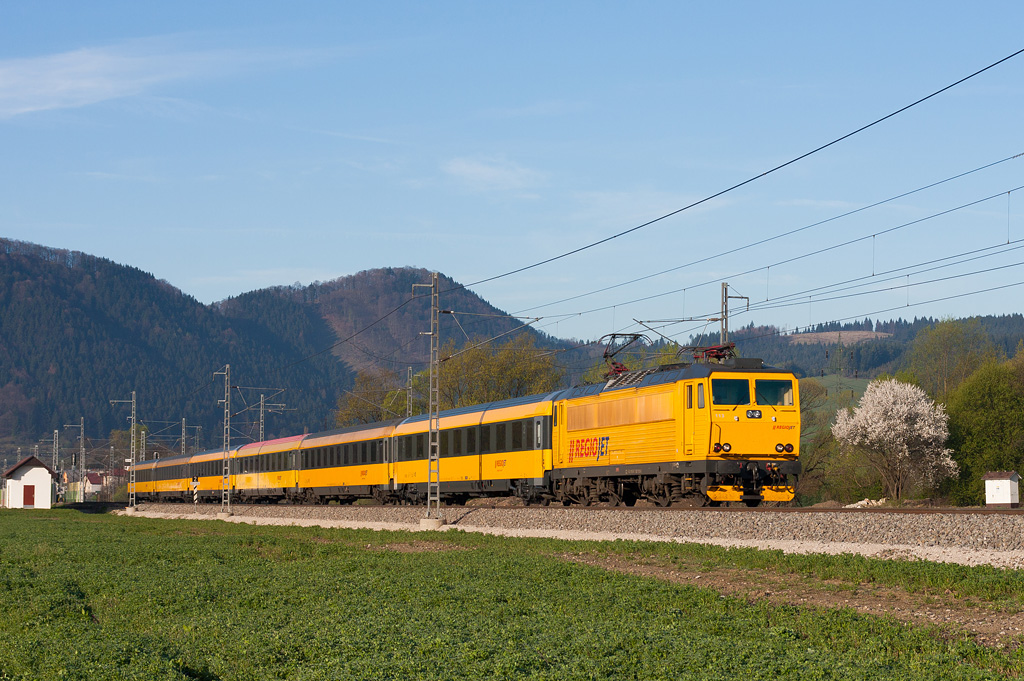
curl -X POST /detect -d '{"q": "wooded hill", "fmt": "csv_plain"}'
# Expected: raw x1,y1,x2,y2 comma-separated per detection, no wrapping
0,239,569,449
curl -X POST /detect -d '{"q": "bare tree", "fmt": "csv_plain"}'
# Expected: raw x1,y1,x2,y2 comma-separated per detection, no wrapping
909,318,998,399
334,368,406,427
832,379,957,500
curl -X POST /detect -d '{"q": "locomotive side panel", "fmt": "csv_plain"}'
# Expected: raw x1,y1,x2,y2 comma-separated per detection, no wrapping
562,388,679,467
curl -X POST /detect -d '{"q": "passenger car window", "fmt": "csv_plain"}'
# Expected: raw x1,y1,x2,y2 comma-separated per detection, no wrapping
711,379,750,406
756,380,794,406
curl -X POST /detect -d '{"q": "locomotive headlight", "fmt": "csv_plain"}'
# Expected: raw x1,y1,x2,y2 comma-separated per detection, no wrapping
784,444,794,453
722,443,732,453
713,443,722,453
775,443,785,453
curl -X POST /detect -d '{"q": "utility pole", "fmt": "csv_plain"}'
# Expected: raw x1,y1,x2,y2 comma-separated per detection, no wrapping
182,418,187,457
79,417,85,500
258,393,287,442
140,430,146,463
63,418,86,502
215,365,231,516
52,430,59,475
720,282,749,345
110,391,137,508
414,273,442,524
406,367,413,417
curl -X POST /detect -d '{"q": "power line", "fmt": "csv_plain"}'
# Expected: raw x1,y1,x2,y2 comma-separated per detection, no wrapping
525,183,1024,329
446,48,1024,295
512,151,1024,315
745,239,1024,311
190,51,1024,381
742,258,1024,314
245,51,1024,377
664,278,1024,348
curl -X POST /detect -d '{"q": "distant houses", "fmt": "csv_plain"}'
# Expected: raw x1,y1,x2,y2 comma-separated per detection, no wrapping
84,472,104,497
2,456,58,509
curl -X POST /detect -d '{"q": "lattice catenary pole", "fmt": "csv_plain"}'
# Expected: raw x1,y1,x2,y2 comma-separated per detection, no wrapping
215,365,231,513
413,273,441,518
111,392,137,507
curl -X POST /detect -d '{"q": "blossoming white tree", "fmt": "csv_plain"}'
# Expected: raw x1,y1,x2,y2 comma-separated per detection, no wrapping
832,378,958,500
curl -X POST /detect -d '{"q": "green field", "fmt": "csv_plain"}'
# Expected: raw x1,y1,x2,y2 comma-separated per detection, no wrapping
1,509,1022,680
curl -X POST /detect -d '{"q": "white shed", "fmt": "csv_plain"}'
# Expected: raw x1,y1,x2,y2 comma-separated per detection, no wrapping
2,456,58,509
982,470,1020,509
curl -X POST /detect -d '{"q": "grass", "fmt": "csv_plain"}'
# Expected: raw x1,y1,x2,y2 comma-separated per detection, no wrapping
1,509,1023,680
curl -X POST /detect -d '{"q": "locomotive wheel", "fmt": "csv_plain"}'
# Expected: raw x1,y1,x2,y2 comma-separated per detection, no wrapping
675,494,706,508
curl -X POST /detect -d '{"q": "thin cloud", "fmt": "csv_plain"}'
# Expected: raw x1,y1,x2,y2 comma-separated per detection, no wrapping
442,156,544,192
0,37,327,118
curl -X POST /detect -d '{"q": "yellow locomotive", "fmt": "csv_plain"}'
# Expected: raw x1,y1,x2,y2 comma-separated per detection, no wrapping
131,356,799,507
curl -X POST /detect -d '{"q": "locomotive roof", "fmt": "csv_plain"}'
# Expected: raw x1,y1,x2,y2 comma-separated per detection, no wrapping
132,359,791,467
401,392,562,425
557,358,786,400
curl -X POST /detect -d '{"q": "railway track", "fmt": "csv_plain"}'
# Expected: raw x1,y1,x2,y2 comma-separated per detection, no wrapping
132,501,1024,567
135,500,1017,515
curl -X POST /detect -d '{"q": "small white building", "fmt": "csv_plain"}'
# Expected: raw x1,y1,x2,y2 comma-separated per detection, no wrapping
84,472,104,498
982,471,1020,509
2,456,58,509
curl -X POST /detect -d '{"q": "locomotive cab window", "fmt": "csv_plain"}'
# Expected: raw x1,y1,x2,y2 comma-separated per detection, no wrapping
711,379,750,406
756,379,794,406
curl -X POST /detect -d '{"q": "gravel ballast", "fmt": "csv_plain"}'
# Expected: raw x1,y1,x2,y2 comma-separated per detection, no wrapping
129,503,1024,569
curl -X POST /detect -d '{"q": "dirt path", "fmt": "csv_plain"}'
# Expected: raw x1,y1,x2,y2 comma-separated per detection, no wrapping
563,552,1023,649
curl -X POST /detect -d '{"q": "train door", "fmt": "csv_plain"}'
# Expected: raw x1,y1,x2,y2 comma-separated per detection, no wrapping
475,425,483,483
534,417,547,470
384,438,395,491
692,381,710,455
683,383,695,455
555,404,565,466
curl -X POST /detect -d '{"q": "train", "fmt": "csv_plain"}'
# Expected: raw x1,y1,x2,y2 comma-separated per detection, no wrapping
130,356,801,508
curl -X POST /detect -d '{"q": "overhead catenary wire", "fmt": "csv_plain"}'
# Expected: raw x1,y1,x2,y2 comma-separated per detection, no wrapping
526,184,1024,331
273,50,1024,375
444,49,1024,296
512,151,1024,315
354,168,1024,371
743,239,1024,312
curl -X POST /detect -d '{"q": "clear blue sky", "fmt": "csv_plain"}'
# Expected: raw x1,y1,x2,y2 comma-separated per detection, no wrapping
2,2,1023,344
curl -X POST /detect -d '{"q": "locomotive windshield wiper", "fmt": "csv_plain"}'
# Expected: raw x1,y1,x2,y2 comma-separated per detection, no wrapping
755,392,779,411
